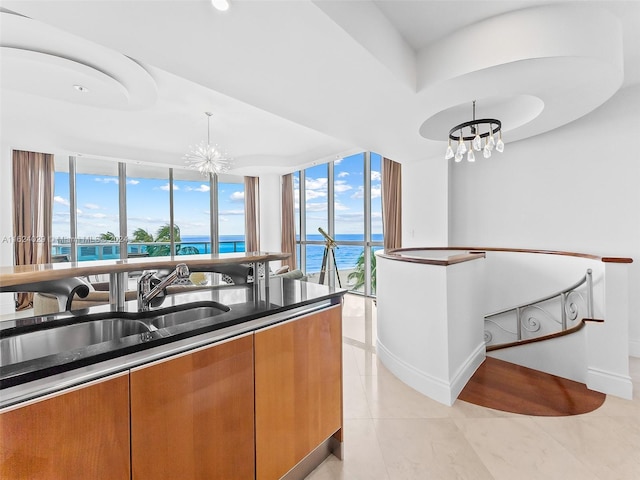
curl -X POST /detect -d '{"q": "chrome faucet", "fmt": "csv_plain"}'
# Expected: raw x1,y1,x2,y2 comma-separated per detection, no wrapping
137,263,190,311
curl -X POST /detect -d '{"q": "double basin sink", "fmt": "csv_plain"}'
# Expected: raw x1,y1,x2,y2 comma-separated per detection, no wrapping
0,301,230,368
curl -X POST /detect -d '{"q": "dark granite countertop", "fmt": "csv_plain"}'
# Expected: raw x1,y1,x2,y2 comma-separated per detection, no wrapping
0,278,345,405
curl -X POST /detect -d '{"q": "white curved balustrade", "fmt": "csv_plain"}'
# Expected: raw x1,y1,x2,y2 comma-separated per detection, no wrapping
375,247,633,405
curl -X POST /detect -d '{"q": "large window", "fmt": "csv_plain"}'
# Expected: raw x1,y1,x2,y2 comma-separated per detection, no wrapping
127,164,171,257
52,158,246,260
173,169,213,255
296,152,383,296
75,159,120,260
51,158,71,260
218,180,245,253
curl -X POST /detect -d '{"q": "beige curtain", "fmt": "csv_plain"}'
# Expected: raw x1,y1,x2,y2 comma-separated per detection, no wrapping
280,174,297,270
244,176,260,252
382,157,402,251
12,150,54,310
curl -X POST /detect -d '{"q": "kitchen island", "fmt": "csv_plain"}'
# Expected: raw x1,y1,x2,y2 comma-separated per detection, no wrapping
0,255,345,480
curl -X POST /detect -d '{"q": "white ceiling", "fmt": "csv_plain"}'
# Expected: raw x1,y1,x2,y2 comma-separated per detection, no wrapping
1,0,638,175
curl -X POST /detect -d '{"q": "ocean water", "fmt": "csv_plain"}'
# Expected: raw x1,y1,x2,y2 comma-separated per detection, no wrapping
299,234,384,273
62,234,383,272
183,234,384,273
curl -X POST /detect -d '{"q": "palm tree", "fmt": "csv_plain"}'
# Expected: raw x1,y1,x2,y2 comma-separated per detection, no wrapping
131,224,181,257
98,231,117,242
132,228,153,243
347,249,376,292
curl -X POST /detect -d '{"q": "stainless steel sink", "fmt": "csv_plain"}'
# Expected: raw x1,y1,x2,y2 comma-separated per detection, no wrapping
0,318,154,366
0,301,230,368
150,305,227,329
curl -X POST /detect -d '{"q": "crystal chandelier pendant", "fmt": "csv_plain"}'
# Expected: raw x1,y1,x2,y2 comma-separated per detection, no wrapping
456,136,467,155
454,151,463,162
496,131,504,153
184,112,233,177
472,133,482,151
487,131,495,151
445,140,454,160
467,144,475,162
483,144,492,158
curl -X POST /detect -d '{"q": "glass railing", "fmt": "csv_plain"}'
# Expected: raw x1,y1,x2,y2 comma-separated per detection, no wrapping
52,241,246,262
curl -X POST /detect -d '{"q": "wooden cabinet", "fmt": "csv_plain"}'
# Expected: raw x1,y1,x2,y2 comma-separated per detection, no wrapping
0,373,130,480
130,334,255,480
254,305,343,480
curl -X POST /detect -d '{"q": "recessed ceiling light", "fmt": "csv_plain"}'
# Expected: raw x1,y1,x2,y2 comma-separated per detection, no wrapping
73,84,89,93
211,0,229,12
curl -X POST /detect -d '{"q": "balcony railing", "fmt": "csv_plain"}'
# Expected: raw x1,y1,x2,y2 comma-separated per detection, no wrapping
484,269,593,350
52,241,246,261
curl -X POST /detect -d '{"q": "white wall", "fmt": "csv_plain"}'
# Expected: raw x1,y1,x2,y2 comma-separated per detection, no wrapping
401,155,449,247
0,145,15,313
448,85,640,356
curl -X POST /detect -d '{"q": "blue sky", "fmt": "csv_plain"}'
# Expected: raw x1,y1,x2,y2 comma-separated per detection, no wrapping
52,172,245,240
295,152,383,236
52,152,382,242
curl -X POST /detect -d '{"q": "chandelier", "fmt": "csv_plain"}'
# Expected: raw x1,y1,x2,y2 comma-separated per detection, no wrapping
445,101,504,162
184,112,232,176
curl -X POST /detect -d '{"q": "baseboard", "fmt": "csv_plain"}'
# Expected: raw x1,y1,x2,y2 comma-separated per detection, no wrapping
587,366,633,400
629,338,640,358
280,433,341,480
376,338,485,406
450,342,486,401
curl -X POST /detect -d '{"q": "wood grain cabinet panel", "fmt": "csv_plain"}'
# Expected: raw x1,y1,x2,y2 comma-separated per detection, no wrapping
130,334,255,480
0,373,130,480
254,305,343,480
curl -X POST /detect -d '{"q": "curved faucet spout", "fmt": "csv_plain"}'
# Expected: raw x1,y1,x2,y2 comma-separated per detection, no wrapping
138,263,190,311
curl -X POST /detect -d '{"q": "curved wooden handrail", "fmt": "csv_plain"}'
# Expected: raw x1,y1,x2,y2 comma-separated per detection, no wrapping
380,246,632,264
376,249,484,266
486,318,604,352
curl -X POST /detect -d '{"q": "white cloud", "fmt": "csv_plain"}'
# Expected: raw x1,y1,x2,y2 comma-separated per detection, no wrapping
336,212,364,221
337,171,349,178
334,158,343,165
159,183,179,191
351,186,364,199
230,191,244,202
84,203,100,210
54,196,70,206
334,180,352,193
371,170,381,181
306,202,327,212
76,208,83,214
220,209,245,216
305,177,328,190
94,177,119,184
306,190,326,200
334,201,349,211
351,185,381,199
127,179,140,185
185,184,210,192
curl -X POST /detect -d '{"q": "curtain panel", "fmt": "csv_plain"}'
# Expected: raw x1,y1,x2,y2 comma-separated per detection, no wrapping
244,176,260,252
382,157,402,251
280,174,297,270
12,150,54,310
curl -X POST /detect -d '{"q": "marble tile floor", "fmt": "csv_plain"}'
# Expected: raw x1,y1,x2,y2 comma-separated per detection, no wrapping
306,294,640,480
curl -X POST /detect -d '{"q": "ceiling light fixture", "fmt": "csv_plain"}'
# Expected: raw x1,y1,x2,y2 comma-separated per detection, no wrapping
211,0,230,12
445,101,504,162
184,112,232,177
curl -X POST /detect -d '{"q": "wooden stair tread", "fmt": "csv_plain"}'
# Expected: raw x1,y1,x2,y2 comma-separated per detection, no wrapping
458,357,605,416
